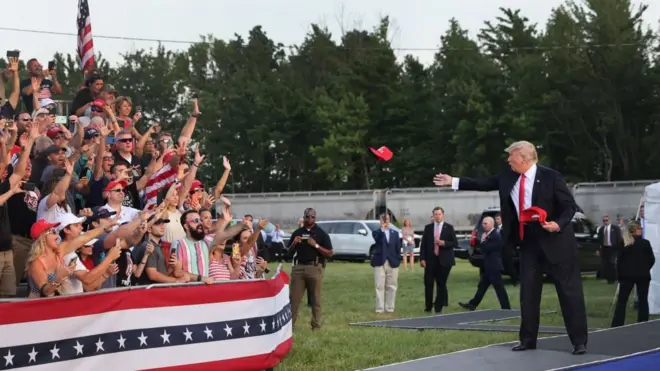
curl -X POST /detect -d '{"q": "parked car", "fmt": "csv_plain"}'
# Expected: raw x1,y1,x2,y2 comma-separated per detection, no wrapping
309,220,422,262
467,207,601,277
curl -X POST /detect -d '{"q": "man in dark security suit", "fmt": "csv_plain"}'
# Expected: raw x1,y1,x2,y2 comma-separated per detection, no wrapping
459,216,511,310
433,141,588,355
419,207,457,313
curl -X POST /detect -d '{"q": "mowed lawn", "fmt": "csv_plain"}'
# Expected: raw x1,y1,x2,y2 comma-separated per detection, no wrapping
276,259,655,371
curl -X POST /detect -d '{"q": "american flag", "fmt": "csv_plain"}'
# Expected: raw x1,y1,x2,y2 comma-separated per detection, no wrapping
0,272,293,370
77,0,95,71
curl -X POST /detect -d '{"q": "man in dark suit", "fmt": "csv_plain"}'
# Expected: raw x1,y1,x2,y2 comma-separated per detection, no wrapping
433,140,588,355
419,207,457,313
597,215,623,284
371,213,402,313
459,216,511,310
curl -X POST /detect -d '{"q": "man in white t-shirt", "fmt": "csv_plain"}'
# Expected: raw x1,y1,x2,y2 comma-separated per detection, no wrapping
101,179,140,229
57,214,121,294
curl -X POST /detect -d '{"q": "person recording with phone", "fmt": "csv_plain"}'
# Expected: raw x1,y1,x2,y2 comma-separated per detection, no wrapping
288,208,333,330
20,57,62,113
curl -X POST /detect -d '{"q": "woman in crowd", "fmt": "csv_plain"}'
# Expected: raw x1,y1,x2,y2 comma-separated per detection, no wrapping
113,96,142,138
401,219,415,270
235,219,270,279
208,242,243,281
26,216,117,298
611,220,656,327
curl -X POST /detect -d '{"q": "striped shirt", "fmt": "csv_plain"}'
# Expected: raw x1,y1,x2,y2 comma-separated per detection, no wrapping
174,235,213,277
144,163,178,209
209,259,232,281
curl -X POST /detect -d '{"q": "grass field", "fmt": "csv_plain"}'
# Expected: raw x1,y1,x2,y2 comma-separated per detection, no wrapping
276,260,655,371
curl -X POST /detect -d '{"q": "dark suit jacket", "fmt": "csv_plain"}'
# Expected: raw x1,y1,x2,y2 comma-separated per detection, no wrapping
371,229,402,268
419,222,457,267
458,165,577,264
597,224,623,248
617,236,655,281
480,229,504,277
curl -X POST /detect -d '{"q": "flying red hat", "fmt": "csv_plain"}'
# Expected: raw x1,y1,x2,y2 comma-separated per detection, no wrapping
369,146,393,161
520,206,548,223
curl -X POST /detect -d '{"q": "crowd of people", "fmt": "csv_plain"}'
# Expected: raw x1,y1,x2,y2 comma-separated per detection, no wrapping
0,55,274,299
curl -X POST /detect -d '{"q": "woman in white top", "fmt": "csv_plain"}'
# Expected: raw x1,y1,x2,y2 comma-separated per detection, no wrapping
37,160,75,223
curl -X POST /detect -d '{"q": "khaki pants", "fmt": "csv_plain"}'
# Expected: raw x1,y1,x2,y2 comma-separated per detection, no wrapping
374,261,399,313
12,235,32,285
0,250,16,297
290,263,324,329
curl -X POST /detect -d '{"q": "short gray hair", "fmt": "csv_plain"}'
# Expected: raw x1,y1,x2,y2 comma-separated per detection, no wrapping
505,141,538,161
482,216,495,226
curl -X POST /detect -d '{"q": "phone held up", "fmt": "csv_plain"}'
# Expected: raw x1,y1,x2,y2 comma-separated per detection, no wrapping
22,182,36,192
6,50,19,59
48,60,56,70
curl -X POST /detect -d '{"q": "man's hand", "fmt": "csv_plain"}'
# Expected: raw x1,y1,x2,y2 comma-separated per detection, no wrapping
292,236,302,245
7,57,19,73
420,260,426,268
433,173,453,187
202,277,214,285
308,237,317,247
437,240,445,246
223,156,231,170
542,221,560,232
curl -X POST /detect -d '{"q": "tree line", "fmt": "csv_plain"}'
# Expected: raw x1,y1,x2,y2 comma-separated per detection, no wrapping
2,0,660,193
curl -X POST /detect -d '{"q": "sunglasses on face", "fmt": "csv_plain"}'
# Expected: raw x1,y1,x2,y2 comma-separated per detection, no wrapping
109,188,124,193
304,215,316,219
48,228,58,235
118,138,132,143
187,218,201,224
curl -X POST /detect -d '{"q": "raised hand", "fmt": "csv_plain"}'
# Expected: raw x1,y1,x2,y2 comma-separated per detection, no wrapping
258,219,269,230
108,241,122,261
64,159,74,175
193,147,205,165
222,156,231,170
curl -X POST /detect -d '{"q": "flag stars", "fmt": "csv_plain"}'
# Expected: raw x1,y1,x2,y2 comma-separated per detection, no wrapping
73,341,84,355
260,320,267,333
50,344,60,360
95,338,105,352
224,323,233,337
138,332,148,346
243,321,251,335
161,330,171,344
27,347,38,363
117,334,127,349
272,319,276,329
4,349,14,366
183,328,193,342
204,326,213,339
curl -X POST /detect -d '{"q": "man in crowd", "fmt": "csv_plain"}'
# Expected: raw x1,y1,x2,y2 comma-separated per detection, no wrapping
459,216,511,311
433,140,588,355
419,207,457,314
597,214,623,284
288,208,333,330
371,213,401,314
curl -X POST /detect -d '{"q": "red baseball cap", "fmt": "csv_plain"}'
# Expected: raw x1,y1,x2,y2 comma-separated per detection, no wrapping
104,179,128,192
91,99,106,108
30,219,60,240
520,207,548,223
369,146,393,161
189,180,203,194
46,125,63,138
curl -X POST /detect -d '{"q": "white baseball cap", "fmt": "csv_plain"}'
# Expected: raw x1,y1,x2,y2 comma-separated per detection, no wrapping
55,213,87,232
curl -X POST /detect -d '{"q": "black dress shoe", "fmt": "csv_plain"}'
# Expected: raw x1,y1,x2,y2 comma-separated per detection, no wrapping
424,308,432,313
572,344,586,355
459,302,476,311
511,343,536,351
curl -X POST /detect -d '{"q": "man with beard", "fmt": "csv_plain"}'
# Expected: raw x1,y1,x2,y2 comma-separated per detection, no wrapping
172,209,245,284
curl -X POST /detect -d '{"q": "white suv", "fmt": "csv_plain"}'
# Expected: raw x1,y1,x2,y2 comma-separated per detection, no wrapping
315,220,421,262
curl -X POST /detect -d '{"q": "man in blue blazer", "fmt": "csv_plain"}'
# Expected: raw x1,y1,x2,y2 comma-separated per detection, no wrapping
371,213,402,313
459,216,511,310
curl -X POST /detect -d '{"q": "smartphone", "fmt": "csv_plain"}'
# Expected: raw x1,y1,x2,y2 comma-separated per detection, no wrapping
23,182,36,191
6,50,19,59
67,119,77,133
130,167,140,178
4,120,13,128
55,116,67,125
232,243,240,257
301,233,310,241
192,93,198,99
48,60,56,70
135,105,142,113
69,256,79,266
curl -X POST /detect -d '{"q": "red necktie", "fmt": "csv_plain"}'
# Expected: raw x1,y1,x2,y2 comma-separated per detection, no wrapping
434,224,440,256
518,174,525,240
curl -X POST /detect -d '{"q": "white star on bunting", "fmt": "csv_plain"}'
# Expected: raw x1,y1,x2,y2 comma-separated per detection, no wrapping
117,334,127,349
243,321,251,335
27,347,37,363
4,350,14,366
96,338,104,352
183,328,193,342
50,344,60,360
260,319,267,332
204,326,213,339
73,341,84,355
224,323,233,337
138,332,148,346
161,330,171,344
